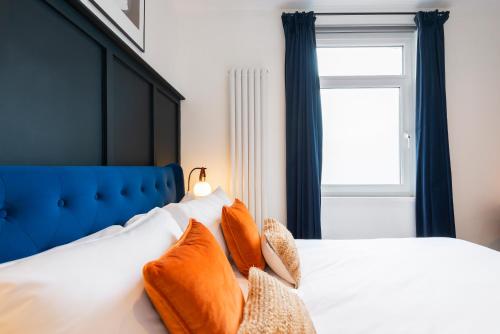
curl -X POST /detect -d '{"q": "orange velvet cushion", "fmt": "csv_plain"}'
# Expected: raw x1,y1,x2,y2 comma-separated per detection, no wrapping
221,199,265,277
143,219,244,334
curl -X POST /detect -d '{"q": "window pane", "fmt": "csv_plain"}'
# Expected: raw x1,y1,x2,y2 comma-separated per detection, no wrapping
317,47,403,76
321,88,400,185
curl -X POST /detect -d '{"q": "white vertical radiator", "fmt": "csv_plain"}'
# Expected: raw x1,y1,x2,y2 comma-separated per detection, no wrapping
229,68,268,228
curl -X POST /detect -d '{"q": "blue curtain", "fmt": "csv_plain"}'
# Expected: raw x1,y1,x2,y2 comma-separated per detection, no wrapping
415,11,456,237
282,12,322,239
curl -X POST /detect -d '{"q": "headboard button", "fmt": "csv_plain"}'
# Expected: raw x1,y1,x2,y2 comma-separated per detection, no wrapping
140,186,145,193
94,193,101,200
0,209,7,219
57,199,66,208
120,189,127,196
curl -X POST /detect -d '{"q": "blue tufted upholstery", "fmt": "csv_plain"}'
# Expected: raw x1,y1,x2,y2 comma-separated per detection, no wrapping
0,164,184,264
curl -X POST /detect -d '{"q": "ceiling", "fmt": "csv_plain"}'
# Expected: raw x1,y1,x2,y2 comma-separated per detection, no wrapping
173,0,460,12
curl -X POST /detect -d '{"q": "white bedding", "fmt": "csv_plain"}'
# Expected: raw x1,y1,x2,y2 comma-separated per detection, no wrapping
0,209,181,334
3,229,498,333
294,238,500,334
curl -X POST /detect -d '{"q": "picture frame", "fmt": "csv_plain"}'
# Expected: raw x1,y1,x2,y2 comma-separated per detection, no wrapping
83,0,145,52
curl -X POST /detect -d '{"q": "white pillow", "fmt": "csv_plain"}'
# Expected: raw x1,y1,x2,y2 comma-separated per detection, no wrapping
0,207,181,334
124,213,146,228
72,224,124,243
162,187,231,255
122,199,190,229
180,192,195,202
0,225,124,269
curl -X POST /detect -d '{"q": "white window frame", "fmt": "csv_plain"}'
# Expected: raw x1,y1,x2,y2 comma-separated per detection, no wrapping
317,32,417,197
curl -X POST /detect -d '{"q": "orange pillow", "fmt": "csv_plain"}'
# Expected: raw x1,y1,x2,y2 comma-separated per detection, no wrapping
143,219,244,334
221,199,265,277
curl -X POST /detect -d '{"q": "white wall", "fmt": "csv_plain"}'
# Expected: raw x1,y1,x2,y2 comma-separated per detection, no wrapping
165,7,288,223
322,197,416,239
115,0,500,249
445,0,500,249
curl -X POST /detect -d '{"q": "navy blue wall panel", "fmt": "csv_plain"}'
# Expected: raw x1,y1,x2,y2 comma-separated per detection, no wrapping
110,58,153,165
0,0,183,166
155,89,179,166
0,0,104,164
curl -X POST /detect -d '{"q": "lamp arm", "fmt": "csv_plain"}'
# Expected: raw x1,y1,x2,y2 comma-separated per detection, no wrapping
187,167,205,192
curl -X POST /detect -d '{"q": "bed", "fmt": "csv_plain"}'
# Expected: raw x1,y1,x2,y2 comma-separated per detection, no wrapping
1,164,500,333
294,238,500,333
232,237,500,334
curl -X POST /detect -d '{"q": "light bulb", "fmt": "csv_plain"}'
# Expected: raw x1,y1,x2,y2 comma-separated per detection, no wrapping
193,181,212,197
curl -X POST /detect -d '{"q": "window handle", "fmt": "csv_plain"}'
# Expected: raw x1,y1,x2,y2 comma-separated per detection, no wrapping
404,133,411,149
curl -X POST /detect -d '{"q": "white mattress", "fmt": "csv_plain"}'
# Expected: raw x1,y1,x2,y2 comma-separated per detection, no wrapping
293,238,500,334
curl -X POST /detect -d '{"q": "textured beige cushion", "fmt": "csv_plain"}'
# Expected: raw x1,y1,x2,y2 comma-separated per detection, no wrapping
261,218,301,287
238,267,316,334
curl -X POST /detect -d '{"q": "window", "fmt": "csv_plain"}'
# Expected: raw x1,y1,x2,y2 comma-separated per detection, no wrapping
318,33,416,196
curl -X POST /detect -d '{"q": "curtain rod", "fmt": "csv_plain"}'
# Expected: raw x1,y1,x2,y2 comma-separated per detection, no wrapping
315,12,417,16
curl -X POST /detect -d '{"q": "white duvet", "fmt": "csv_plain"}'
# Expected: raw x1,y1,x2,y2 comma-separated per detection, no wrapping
294,238,500,334
3,233,498,333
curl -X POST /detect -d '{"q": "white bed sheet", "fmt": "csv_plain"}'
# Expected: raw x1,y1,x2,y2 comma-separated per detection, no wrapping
294,237,500,334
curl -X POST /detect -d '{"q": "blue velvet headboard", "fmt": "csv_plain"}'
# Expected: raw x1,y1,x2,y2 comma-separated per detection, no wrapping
0,164,184,264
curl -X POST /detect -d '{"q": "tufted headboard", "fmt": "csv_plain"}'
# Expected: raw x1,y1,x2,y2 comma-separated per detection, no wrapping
0,164,184,264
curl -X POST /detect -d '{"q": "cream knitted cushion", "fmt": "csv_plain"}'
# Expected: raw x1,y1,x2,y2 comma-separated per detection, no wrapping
261,218,301,287
238,267,316,334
